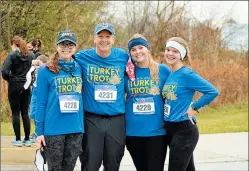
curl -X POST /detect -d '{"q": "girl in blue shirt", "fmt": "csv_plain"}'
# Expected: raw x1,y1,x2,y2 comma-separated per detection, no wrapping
162,37,219,171
125,33,171,171
36,30,84,171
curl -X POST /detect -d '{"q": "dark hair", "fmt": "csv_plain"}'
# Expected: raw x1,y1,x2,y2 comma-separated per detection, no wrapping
27,38,42,49
11,36,28,56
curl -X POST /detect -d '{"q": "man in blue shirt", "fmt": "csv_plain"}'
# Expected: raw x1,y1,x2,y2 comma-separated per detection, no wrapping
75,23,129,171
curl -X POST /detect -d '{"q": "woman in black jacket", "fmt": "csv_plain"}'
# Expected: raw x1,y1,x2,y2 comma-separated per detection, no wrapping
2,35,35,147
27,38,42,59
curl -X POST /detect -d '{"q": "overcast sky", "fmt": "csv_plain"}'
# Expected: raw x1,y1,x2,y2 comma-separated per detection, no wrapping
185,1,248,25
109,1,248,26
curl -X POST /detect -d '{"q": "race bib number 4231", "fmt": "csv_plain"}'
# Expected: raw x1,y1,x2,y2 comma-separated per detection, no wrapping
94,85,117,102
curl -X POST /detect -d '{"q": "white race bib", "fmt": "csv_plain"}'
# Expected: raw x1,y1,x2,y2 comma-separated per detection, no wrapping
94,85,117,102
164,104,171,117
59,95,79,113
133,97,155,114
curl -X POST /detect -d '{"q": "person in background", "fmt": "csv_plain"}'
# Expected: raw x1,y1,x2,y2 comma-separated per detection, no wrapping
24,54,49,143
75,23,129,171
27,38,42,58
1,35,35,147
36,30,84,171
125,33,170,171
162,37,219,171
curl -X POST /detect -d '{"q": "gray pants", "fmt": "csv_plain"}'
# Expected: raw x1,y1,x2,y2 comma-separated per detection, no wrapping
44,133,83,171
80,111,126,171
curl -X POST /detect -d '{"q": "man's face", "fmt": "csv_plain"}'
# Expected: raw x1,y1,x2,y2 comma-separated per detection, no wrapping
94,30,115,54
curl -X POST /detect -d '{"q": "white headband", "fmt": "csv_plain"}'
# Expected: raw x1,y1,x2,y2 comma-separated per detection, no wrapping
166,41,186,60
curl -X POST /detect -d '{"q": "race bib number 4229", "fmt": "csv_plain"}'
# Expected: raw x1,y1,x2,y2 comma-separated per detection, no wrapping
133,97,155,114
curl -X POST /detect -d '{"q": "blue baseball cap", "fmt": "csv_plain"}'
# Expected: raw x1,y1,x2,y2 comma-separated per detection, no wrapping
94,23,115,35
56,30,77,45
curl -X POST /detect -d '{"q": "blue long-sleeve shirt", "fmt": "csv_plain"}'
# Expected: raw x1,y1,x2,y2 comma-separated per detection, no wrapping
162,66,219,122
35,61,84,136
29,68,39,119
125,63,171,136
30,85,37,119
75,47,129,115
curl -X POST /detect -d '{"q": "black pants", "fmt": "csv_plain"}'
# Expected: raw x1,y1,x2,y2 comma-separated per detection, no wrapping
165,120,199,171
80,111,126,171
126,135,167,171
44,133,83,171
8,82,31,141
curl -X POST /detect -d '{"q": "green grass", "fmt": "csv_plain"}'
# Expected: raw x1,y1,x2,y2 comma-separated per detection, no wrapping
1,103,248,135
1,120,36,136
196,103,248,134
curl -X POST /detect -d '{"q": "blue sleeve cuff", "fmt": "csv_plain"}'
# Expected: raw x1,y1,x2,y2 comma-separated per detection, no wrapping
35,124,44,136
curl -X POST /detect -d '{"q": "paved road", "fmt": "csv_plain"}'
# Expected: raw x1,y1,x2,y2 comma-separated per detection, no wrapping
1,132,248,170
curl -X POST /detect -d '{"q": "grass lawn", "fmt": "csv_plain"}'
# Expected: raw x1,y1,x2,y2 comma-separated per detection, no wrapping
1,120,36,136
1,103,248,136
196,103,248,134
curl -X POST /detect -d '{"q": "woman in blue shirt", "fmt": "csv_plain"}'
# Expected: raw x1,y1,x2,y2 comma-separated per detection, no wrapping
162,37,219,171
125,33,171,171
36,30,84,171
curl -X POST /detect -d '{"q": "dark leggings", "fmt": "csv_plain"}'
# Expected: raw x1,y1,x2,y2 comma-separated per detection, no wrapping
126,135,167,171
44,133,83,171
165,120,199,171
8,82,31,141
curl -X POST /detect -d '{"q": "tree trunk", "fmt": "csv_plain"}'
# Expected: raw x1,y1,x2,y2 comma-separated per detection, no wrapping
6,1,11,50
0,4,2,118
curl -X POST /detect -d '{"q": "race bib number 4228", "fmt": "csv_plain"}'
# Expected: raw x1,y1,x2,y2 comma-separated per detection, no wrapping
59,95,79,113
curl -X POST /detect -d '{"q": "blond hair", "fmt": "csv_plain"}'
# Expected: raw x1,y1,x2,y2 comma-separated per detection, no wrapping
166,37,191,66
37,54,49,64
128,33,159,81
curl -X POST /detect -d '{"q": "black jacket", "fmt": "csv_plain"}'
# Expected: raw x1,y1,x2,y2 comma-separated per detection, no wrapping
1,50,35,82
33,50,42,59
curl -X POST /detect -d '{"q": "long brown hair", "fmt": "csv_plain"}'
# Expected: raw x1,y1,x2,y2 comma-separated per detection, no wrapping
166,37,191,66
128,33,159,81
46,52,60,74
11,36,28,56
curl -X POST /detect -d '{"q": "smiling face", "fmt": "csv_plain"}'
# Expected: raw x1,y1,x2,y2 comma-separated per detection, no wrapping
56,41,76,62
94,30,115,56
164,47,182,66
130,45,149,64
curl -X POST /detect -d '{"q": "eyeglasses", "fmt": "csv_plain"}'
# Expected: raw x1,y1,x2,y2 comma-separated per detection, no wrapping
58,42,76,49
